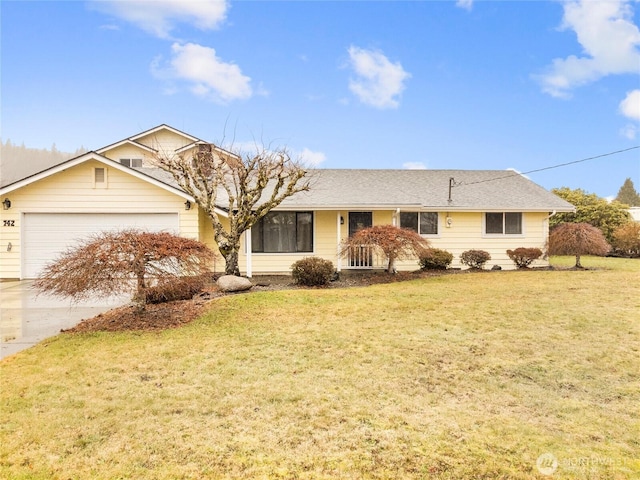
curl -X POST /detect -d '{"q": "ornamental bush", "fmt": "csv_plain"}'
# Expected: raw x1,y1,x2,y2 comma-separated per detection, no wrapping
506,247,543,269
418,248,454,270
611,222,640,258
460,249,491,269
548,222,610,268
291,257,335,286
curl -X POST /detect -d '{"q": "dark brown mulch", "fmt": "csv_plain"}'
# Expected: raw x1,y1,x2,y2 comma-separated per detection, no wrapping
63,269,469,334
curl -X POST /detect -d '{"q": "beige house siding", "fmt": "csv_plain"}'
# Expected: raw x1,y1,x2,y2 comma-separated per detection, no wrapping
217,209,552,276
395,211,551,271
101,145,155,166
0,208,20,279
0,161,197,279
135,130,194,153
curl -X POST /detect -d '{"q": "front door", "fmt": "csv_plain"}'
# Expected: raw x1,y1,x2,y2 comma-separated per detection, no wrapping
348,212,372,236
348,212,373,267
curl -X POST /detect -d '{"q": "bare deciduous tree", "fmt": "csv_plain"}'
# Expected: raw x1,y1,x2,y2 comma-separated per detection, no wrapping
548,222,610,268
340,225,430,273
34,230,217,309
155,143,310,276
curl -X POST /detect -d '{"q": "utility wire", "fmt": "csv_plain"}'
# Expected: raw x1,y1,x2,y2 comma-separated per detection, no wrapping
458,145,640,187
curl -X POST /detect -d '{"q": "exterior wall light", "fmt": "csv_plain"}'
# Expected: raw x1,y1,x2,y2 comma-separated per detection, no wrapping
2,198,11,210
185,200,192,210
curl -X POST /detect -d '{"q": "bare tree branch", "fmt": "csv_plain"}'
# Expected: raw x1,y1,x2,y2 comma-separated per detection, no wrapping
154,140,310,275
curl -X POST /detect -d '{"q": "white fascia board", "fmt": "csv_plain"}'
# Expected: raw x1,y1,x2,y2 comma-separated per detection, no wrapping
96,139,157,155
129,124,200,143
270,203,424,211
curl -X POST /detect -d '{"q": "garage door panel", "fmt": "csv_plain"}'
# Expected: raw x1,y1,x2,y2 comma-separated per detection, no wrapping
23,213,179,279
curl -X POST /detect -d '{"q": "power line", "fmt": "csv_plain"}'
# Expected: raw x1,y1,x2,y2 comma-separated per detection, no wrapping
458,145,640,187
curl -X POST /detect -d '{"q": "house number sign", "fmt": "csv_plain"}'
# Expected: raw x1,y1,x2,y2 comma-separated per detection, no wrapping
3,220,15,227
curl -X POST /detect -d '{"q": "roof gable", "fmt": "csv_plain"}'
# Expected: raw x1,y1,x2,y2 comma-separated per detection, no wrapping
130,124,200,144
0,152,193,201
96,139,157,156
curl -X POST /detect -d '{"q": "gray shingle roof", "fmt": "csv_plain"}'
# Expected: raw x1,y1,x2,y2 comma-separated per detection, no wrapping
278,169,575,211
1,157,574,212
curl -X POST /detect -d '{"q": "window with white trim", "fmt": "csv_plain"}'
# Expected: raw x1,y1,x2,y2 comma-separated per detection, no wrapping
485,212,522,235
119,158,143,168
400,212,438,235
251,212,313,253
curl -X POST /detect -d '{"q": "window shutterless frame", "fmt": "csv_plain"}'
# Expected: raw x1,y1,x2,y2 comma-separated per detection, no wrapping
484,212,523,235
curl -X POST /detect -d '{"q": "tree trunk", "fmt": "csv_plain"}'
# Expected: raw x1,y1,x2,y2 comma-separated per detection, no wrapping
132,269,147,313
575,254,583,269
223,246,242,276
387,255,397,274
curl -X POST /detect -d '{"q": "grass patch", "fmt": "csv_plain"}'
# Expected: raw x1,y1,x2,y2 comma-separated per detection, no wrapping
1,257,638,479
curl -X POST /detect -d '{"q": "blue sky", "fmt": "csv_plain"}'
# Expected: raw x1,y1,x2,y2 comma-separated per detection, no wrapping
2,0,639,199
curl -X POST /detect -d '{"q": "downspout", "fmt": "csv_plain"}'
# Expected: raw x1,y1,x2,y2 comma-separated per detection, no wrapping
543,210,556,261
245,229,252,278
336,212,342,272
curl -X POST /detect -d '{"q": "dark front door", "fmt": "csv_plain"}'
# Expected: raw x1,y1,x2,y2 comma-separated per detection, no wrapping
348,212,373,267
348,212,372,236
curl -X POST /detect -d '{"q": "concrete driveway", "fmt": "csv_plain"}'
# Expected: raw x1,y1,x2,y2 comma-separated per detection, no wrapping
0,280,128,359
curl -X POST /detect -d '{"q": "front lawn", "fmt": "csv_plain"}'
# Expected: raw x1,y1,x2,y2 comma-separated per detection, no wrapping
1,256,638,479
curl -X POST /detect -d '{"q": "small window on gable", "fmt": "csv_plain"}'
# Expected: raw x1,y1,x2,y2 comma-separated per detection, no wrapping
400,212,438,235
119,158,142,168
94,167,106,188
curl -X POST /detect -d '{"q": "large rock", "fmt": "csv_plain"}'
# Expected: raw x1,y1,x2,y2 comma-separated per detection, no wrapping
217,275,253,293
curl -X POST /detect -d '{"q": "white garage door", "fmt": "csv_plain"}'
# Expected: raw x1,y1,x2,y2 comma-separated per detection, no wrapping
23,213,180,279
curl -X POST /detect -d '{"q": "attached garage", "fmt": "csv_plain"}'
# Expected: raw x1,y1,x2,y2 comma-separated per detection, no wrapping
22,213,179,279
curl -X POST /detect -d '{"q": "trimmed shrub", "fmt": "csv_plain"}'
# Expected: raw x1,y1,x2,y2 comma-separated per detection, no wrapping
506,247,543,269
460,249,491,269
419,248,454,270
291,257,335,286
145,275,208,304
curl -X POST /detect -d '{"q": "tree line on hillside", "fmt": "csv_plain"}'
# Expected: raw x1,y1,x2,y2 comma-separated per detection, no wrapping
1,139,87,165
1,139,87,185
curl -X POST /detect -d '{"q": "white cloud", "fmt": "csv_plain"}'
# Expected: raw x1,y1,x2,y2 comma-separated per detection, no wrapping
619,90,640,139
347,46,411,109
299,148,326,167
536,0,640,98
152,42,252,103
90,0,228,39
403,162,427,170
619,90,640,121
620,124,638,140
456,0,473,11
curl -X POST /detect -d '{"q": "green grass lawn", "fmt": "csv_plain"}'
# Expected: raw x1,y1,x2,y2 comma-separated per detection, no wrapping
1,256,639,479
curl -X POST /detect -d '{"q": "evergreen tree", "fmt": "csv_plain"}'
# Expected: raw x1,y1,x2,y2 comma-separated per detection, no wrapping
615,178,640,206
